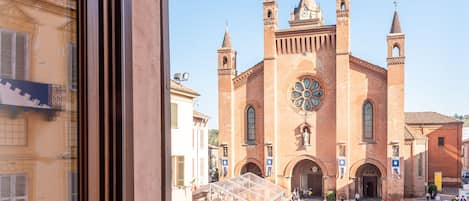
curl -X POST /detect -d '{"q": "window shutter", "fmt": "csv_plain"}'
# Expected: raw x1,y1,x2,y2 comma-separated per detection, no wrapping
15,33,27,80
1,176,11,199
171,103,178,128
14,175,26,198
1,32,13,78
176,156,184,186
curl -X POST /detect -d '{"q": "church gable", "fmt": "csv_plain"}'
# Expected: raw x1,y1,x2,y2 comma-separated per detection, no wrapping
233,61,264,89
349,55,387,78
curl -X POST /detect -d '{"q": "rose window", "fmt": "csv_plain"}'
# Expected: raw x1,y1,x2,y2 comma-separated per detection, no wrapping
290,77,324,111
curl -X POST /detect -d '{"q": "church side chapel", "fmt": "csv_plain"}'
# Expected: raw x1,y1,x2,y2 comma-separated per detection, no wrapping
217,0,462,200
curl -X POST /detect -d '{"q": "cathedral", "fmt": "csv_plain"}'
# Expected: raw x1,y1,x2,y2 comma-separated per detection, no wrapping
217,0,461,200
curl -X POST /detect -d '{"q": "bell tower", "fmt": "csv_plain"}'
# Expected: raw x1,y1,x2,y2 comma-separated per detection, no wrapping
217,30,236,178
386,9,405,201
263,0,278,59
335,0,351,199
263,0,278,182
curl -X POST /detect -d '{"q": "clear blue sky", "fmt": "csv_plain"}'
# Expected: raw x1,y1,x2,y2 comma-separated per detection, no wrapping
169,0,469,129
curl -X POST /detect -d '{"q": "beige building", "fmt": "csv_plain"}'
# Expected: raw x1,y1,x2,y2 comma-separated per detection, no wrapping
0,1,77,201
170,80,209,201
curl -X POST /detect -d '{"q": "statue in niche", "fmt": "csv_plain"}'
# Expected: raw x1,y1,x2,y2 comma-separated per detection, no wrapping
393,145,399,157
339,144,346,157
302,127,310,146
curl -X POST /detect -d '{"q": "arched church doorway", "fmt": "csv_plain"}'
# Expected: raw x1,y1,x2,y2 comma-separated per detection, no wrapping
291,159,323,199
240,162,262,177
356,163,382,199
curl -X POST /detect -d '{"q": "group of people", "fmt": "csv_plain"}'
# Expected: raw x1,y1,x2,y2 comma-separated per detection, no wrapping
289,191,361,201
453,195,468,201
290,188,317,201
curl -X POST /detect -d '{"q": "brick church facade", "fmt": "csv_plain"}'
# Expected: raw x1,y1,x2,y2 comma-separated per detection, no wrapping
217,0,462,200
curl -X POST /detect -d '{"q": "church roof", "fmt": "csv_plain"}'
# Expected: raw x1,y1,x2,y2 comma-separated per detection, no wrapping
232,61,264,87
349,55,387,76
405,112,463,125
221,31,232,48
390,11,402,34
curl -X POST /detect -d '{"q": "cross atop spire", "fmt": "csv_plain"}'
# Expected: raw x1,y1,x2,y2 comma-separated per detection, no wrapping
393,0,399,11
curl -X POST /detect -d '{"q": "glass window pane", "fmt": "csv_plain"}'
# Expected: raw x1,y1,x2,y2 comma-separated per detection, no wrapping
0,1,77,201
247,107,255,142
363,102,373,139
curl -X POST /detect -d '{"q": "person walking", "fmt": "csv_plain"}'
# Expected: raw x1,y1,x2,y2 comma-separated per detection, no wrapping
354,192,360,201
461,195,467,201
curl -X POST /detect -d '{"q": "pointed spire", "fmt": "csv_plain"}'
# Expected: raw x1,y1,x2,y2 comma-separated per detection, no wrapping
221,30,232,48
390,10,402,33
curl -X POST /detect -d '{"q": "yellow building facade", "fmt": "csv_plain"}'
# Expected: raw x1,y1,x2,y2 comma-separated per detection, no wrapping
0,1,76,201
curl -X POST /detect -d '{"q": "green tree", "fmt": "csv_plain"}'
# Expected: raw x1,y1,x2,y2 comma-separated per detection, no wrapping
209,129,219,146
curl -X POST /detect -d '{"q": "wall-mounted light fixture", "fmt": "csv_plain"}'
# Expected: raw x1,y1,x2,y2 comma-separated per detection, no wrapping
173,72,190,83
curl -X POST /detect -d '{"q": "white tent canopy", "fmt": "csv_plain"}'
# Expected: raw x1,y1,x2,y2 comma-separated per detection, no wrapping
207,172,286,201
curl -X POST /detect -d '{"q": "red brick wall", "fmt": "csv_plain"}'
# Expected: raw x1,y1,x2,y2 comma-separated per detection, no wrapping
424,123,462,186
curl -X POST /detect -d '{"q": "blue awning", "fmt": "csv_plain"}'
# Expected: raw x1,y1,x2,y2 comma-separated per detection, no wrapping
0,78,63,110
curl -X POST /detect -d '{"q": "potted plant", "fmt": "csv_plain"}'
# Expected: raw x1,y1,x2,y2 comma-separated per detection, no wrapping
326,191,336,201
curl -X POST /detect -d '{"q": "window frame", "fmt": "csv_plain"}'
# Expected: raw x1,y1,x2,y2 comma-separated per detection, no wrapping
68,42,77,91
0,173,28,201
77,0,172,200
0,29,29,80
438,137,445,147
362,100,375,142
246,105,256,145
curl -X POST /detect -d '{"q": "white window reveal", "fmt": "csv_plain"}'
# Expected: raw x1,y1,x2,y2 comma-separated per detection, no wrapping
0,174,28,201
0,29,28,80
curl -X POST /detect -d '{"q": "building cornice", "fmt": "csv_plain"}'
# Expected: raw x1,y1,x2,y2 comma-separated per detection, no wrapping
387,57,405,65
15,0,76,18
276,25,336,37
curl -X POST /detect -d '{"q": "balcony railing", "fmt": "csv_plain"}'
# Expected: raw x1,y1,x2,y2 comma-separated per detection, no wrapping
0,78,65,110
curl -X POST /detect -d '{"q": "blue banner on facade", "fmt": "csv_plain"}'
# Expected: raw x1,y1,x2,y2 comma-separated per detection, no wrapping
392,159,400,167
